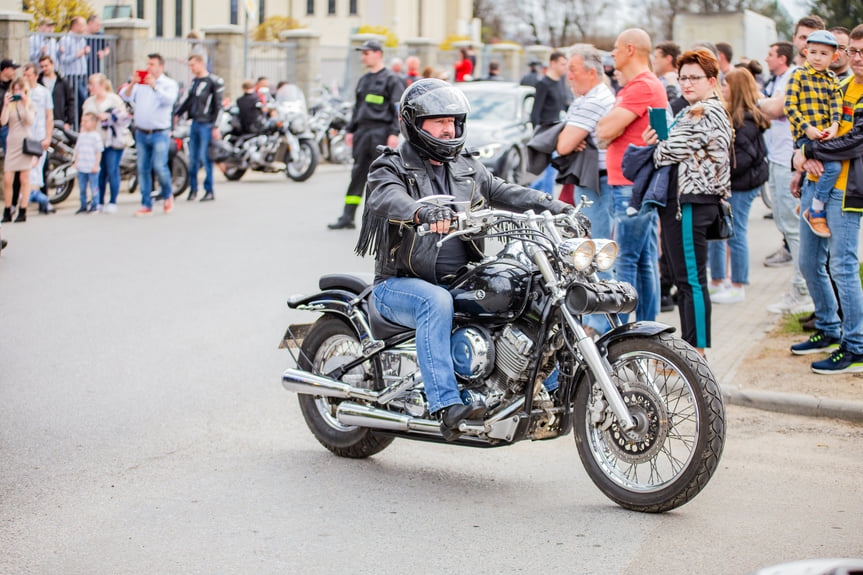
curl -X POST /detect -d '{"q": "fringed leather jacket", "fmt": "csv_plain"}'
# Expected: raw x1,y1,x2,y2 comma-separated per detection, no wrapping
355,141,571,284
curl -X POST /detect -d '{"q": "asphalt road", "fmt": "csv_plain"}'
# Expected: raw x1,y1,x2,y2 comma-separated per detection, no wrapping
1,165,861,574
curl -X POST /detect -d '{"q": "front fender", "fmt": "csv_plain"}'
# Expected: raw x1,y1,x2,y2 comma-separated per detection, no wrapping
594,321,676,355
286,289,383,356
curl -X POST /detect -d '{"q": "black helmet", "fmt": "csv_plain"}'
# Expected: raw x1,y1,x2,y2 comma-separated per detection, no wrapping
399,78,470,163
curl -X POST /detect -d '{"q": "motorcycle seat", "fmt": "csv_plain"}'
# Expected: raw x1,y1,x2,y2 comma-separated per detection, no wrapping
318,273,412,340
368,298,413,340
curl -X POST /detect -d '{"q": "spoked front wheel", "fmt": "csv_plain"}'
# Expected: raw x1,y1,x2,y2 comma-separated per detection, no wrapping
574,332,726,513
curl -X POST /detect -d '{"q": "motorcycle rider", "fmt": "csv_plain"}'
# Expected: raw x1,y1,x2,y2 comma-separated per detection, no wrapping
356,78,587,440
175,53,223,201
236,80,264,137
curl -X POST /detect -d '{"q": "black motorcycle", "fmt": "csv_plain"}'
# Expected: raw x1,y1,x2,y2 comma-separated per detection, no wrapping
280,198,726,513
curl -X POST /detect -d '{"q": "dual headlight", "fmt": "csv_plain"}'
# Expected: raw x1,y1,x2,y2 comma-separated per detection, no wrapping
558,238,618,272
476,143,503,159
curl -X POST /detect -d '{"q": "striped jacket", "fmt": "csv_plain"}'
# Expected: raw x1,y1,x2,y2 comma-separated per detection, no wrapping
652,97,732,201
784,62,842,141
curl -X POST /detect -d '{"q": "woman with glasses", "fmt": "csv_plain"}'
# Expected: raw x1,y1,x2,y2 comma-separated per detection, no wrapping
643,49,733,354
708,67,771,303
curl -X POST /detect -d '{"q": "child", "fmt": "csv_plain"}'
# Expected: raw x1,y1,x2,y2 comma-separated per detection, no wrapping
74,112,103,214
784,29,843,239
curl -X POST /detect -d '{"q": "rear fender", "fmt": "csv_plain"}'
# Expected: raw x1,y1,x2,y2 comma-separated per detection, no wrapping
286,289,383,356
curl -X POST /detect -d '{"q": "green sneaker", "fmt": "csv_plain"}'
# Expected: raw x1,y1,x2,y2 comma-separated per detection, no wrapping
811,345,863,374
790,331,841,355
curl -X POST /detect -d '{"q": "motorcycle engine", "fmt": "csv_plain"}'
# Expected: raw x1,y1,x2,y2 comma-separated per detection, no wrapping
452,323,537,396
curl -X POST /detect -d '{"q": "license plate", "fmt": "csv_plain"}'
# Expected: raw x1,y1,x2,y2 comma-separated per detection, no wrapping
279,323,312,349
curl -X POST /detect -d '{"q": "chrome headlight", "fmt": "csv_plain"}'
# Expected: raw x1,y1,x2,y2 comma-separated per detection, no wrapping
559,238,595,271
592,239,618,272
476,143,503,159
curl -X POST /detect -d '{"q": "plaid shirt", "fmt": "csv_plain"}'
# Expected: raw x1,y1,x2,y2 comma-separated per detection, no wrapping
784,62,843,141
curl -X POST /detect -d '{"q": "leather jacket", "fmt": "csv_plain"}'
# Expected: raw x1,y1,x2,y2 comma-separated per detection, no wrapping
803,93,863,211
176,74,224,124
356,141,570,283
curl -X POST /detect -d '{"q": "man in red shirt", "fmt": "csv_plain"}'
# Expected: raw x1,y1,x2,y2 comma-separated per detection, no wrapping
596,28,668,322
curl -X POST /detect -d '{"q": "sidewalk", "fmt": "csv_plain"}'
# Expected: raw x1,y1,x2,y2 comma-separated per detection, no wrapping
655,199,863,424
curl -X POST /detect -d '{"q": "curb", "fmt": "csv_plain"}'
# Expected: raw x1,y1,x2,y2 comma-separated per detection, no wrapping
722,386,863,424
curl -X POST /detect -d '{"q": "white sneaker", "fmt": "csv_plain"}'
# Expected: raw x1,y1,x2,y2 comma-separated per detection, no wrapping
103,203,118,214
767,287,815,314
708,280,729,295
712,286,745,304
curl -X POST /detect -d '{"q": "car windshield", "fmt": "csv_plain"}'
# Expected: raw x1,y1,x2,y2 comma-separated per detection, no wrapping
464,91,517,121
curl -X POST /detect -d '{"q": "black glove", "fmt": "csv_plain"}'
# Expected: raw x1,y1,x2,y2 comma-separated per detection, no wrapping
563,206,591,238
416,205,456,226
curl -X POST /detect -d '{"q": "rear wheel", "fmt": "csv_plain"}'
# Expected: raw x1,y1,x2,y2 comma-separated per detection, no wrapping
574,333,726,513
222,166,246,181
296,316,394,458
46,158,76,205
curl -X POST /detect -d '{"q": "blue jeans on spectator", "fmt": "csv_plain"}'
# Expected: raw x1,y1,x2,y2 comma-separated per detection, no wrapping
577,175,616,333
373,277,463,414
798,182,863,354
135,129,172,209
98,147,123,206
189,121,214,194
708,188,759,285
28,189,50,211
530,162,558,195
78,172,100,209
612,184,659,322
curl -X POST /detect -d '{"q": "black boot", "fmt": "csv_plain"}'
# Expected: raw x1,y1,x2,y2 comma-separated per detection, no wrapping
14,207,26,223
200,191,215,202
440,401,487,441
1,207,11,223
187,190,197,201
327,204,357,230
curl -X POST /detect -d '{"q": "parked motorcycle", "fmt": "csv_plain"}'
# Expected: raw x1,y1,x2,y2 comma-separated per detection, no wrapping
215,84,319,182
308,90,352,164
45,122,78,205
280,198,726,513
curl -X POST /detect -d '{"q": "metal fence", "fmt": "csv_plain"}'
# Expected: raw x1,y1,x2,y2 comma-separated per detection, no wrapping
28,32,118,129
146,37,218,93
247,42,297,85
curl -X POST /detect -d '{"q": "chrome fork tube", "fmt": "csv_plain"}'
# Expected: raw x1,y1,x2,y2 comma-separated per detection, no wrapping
561,301,637,431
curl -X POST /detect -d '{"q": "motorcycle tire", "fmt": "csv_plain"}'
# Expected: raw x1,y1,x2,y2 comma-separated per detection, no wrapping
286,139,319,182
296,315,395,458
128,156,190,199
760,181,773,210
46,159,76,205
222,166,246,181
573,332,725,513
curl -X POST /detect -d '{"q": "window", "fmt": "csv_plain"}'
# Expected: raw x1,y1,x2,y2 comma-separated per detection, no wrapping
137,0,144,18
259,0,265,23
175,0,183,37
156,0,163,36
328,0,335,15
306,0,314,15
349,0,356,15
230,0,238,25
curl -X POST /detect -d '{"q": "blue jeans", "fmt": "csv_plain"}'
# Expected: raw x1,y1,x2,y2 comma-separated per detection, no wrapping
708,188,759,284
135,129,172,209
28,189,50,210
530,162,558,195
798,137,841,205
798,182,863,354
189,121,214,193
577,176,615,333
612,185,659,322
78,172,100,209
98,147,123,206
372,277,463,414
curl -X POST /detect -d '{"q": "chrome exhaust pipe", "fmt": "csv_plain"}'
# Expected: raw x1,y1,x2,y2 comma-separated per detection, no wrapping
336,402,441,435
281,368,378,402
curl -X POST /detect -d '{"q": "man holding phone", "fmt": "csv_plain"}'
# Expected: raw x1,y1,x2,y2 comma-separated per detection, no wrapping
120,53,178,216
596,28,668,322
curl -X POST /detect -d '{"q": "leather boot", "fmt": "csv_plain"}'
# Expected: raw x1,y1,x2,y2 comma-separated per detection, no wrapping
187,190,197,201
327,204,357,230
1,207,11,223
200,191,215,201
440,401,487,441
14,207,26,222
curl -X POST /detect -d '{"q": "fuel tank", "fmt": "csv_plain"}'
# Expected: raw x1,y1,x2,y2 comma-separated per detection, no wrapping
449,259,533,321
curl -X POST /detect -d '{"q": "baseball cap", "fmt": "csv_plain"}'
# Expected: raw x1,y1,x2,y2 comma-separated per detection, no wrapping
0,59,20,71
355,39,383,53
806,30,838,48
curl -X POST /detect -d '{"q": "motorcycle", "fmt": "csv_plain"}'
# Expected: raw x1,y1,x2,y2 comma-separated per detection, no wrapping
308,90,352,164
215,84,319,182
280,197,726,513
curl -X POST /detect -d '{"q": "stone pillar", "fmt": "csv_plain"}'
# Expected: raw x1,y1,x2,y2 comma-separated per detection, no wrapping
347,33,386,100
525,45,553,67
404,38,437,72
489,43,521,82
202,25,244,100
102,18,150,88
280,29,321,102
0,12,31,67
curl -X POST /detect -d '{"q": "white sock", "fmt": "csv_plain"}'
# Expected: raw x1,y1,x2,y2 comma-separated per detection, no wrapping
812,198,825,212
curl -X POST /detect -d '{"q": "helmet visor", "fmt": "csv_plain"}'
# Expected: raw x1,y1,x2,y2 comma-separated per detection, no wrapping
410,86,471,119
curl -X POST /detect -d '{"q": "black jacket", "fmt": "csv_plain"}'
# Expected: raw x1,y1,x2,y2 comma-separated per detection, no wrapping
356,141,569,283
38,72,75,126
176,74,224,124
803,94,863,211
531,75,567,126
236,92,263,134
347,67,403,136
730,112,769,192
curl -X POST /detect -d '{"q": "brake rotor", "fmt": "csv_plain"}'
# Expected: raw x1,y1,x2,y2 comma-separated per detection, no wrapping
602,381,669,464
